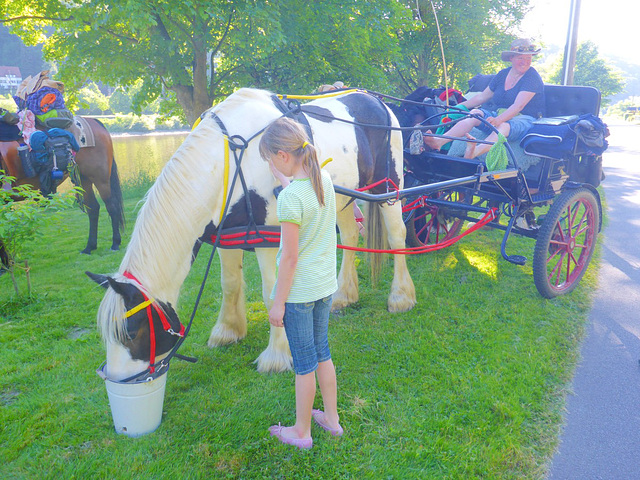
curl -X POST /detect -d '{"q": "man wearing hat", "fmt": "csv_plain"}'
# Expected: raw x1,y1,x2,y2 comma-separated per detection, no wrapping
424,38,544,158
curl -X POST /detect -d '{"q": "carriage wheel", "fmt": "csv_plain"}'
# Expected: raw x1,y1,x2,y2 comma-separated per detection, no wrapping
405,190,465,247
532,187,599,298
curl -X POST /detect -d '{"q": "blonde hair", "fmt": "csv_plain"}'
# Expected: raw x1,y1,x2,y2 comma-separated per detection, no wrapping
259,117,325,206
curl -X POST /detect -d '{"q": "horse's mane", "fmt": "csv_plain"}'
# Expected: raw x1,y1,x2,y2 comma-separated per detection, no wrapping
213,88,274,116
97,114,229,342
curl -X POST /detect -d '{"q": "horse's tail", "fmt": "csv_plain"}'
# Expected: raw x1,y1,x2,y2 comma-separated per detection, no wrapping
110,158,126,231
365,202,389,287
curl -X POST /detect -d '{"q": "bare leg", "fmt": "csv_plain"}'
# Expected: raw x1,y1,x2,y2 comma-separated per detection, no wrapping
293,372,316,438
423,112,484,151
464,133,477,159
272,371,315,442
316,359,340,428
471,123,511,158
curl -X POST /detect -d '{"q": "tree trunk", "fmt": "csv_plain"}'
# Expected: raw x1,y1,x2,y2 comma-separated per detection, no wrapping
173,36,215,125
9,263,19,296
25,260,31,297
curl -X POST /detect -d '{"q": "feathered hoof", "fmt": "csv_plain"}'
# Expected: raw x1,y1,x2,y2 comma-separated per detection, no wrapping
387,294,417,313
207,323,246,347
255,348,293,373
330,290,357,312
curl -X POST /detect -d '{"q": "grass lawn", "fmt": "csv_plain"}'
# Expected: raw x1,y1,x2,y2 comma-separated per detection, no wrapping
0,180,600,479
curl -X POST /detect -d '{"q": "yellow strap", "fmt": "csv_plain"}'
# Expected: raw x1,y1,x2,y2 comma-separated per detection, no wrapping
192,116,202,130
320,157,333,168
219,136,230,223
125,299,154,318
276,89,360,101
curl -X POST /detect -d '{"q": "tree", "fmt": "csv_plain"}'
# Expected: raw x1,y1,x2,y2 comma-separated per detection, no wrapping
392,0,532,95
546,41,625,104
76,82,110,115
1,0,413,123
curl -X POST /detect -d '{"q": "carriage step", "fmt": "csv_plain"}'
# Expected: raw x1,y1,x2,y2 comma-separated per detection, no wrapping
530,192,555,204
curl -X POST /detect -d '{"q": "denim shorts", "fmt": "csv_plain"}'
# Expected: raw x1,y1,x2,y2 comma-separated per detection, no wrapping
477,108,535,142
283,295,333,375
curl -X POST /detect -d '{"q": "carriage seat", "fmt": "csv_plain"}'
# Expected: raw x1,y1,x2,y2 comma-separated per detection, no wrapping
466,74,601,119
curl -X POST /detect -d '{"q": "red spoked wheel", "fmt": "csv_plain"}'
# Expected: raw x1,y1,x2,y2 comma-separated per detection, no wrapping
533,187,600,298
404,190,465,247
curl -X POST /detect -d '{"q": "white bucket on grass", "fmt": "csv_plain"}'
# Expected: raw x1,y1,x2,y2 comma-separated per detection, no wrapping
97,363,168,437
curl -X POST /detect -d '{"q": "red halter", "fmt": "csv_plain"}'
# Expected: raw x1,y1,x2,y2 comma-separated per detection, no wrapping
122,271,185,373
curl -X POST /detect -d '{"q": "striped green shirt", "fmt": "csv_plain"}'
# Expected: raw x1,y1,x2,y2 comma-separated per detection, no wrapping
272,170,338,303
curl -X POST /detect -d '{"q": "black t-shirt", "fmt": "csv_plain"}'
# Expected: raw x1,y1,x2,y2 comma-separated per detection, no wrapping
486,67,545,118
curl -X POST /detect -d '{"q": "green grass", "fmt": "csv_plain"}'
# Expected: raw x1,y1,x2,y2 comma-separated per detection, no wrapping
0,181,600,479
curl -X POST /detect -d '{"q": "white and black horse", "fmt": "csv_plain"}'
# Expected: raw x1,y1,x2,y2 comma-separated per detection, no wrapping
88,88,416,381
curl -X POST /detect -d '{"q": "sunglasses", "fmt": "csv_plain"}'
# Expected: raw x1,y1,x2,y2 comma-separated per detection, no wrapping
511,45,538,53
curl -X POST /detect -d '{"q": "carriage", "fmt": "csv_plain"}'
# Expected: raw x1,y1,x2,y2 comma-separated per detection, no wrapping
342,78,607,299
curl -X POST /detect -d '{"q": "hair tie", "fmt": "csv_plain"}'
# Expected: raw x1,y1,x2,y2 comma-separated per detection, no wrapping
302,141,309,149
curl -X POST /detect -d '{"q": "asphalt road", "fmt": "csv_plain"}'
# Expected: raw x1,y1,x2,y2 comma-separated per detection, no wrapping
548,122,640,480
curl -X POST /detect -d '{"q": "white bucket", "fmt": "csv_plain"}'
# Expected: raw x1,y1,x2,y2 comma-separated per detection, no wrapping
98,364,168,437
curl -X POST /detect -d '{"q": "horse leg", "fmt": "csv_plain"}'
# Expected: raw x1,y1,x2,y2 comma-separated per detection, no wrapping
207,248,247,346
102,161,124,251
80,176,100,254
254,248,292,373
104,196,123,251
379,202,416,312
89,161,124,252
332,202,361,311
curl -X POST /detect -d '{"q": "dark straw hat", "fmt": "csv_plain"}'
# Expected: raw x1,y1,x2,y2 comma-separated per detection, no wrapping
501,38,541,61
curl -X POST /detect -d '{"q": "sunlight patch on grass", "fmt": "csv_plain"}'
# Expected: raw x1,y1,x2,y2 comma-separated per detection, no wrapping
246,301,267,325
459,247,498,279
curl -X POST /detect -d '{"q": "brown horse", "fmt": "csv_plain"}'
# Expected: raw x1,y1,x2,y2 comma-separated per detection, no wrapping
0,118,125,255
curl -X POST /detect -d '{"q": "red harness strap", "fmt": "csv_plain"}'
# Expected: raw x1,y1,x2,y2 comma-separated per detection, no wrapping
122,271,185,373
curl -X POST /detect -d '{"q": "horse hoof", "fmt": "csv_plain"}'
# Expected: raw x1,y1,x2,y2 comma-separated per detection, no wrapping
110,245,120,251
80,248,95,255
255,348,293,373
387,295,417,313
331,291,358,311
207,323,246,347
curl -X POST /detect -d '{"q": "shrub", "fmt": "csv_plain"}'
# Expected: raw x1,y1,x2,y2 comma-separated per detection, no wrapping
0,172,80,297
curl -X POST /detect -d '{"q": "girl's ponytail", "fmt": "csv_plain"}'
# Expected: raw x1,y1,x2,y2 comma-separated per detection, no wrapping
259,117,325,206
301,142,324,206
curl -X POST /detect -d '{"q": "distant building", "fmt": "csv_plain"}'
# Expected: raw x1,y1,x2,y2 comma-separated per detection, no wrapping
0,66,23,94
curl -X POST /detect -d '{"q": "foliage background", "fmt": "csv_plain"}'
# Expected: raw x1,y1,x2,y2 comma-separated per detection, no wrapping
0,0,531,123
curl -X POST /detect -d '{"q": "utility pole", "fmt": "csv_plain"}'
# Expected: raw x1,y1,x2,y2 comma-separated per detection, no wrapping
562,0,581,85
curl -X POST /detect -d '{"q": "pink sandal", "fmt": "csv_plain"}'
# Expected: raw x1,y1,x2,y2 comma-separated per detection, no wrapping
312,409,344,437
269,424,313,449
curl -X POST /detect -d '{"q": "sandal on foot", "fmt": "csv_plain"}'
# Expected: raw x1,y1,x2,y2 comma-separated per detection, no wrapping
312,409,344,437
269,424,313,449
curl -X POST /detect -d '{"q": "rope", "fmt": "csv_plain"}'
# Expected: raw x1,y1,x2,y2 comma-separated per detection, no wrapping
339,208,497,254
